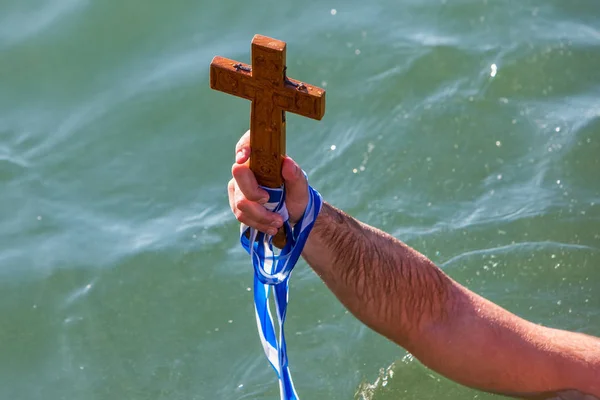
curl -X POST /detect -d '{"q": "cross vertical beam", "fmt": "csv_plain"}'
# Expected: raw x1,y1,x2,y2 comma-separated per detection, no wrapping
249,36,287,187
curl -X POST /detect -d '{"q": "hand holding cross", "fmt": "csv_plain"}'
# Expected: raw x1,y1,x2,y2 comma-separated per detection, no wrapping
210,35,326,246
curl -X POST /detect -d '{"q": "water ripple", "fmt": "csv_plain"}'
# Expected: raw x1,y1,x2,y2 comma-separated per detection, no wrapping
0,0,87,49
0,143,29,176
441,240,598,269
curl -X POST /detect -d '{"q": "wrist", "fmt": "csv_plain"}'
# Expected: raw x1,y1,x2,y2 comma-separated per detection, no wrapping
302,202,345,277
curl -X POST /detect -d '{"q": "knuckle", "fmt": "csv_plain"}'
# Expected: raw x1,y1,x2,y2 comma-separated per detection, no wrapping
231,162,245,179
236,198,251,212
258,226,272,235
233,208,245,223
259,213,274,226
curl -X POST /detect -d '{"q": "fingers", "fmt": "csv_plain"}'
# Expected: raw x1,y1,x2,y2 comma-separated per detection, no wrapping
228,178,283,235
281,156,309,222
229,129,308,231
231,162,269,203
281,156,304,185
235,130,251,164
230,129,281,234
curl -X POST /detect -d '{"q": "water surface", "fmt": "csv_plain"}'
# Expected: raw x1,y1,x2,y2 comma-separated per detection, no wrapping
1,0,599,399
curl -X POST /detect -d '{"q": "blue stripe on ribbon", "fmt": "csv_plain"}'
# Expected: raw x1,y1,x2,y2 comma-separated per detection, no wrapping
240,182,323,400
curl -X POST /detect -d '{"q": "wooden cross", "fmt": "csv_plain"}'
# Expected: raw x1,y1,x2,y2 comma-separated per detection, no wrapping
210,34,326,187
210,35,326,246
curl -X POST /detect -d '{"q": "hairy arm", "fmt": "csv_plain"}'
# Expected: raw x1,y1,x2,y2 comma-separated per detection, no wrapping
303,203,600,398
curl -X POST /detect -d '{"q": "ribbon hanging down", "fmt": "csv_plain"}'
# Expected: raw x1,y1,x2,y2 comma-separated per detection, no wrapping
240,181,323,400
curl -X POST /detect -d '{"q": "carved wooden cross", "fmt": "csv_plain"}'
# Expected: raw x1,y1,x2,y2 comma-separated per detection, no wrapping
210,35,326,246
210,35,326,188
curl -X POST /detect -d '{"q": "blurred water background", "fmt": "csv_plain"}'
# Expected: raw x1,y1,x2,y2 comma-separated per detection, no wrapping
1,0,599,398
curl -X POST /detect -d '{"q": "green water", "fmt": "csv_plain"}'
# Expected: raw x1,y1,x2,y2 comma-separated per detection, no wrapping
1,0,599,399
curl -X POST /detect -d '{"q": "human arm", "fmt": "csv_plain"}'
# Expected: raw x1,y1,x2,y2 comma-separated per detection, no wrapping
228,131,600,398
304,202,600,398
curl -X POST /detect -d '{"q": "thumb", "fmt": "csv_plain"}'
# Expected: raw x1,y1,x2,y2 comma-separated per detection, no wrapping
281,156,309,222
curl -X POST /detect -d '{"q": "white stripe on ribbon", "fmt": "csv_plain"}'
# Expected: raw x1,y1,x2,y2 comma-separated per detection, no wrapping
240,182,323,400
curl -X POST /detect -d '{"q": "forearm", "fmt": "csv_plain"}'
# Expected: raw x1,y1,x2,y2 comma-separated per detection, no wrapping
302,202,600,396
302,202,454,346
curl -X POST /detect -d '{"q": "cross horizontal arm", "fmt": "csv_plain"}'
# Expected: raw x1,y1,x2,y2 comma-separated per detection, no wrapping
275,79,326,121
210,56,256,101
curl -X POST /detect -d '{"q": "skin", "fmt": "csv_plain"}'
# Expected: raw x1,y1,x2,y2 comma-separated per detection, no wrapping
228,130,600,399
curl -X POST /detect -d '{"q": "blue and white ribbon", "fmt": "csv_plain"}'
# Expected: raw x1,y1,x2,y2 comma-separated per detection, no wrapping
240,182,322,400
